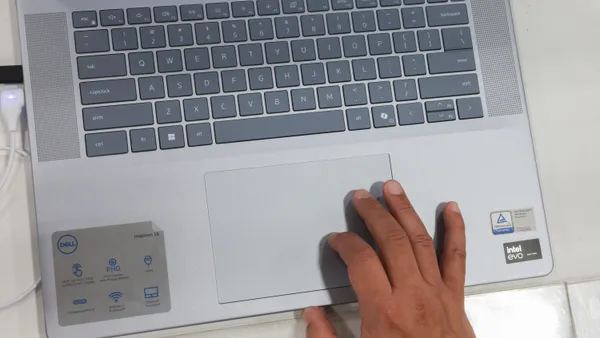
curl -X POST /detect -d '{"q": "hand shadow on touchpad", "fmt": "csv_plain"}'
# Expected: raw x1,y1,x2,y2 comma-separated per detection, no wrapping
433,202,448,262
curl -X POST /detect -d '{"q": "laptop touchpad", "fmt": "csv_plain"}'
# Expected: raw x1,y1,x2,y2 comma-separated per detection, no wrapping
205,154,392,304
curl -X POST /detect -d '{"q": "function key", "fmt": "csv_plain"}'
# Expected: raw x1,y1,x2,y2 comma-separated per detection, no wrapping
232,1,256,17
154,6,179,23
206,2,231,19
180,4,204,21
332,0,353,10
100,9,125,26
380,0,402,6
72,11,98,28
127,8,152,24
282,0,306,14
355,0,377,8
257,0,280,15
307,0,330,12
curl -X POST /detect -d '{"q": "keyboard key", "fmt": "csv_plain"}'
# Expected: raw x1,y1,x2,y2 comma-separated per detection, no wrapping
232,1,256,17
425,99,454,112
418,29,442,51
194,71,220,94
214,110,345,144
221,69,248,92
168,24,194,47
377,9,402,31
418,73,479,99
333,0,354,10
180,4,204,21
327,60,351,83
427,110,456,123
301,63,326,85
402,54,426,76
156,100,182,124
372,105,397,128
130,128,157,152
346,108,371,130
239,43,265,66
129,52,155,75
380,0,402,6
428,0,449,2
206,2,230,19
73,11,98,28
402,7,425,28
326,13,351,34
404,0,425,3
275,65,300,87
457,97,484,119
195,23,221,45
397,102,425,125
100,9,125,26
80,79,136,105
316,37,341,60
127,8,152,24
157,50,183,73
154,6,178,23
393,31,417,53
167,74,193,97
211,95,237,118
82,103,153,130
343,83,368,106
238,93,264,116
186,123,213,147
183,98,210,121
427,4,468,27
393,79,418,101
158,125,185,149
377,56,402,79
318,86,342,108
352,11,377,32
248,67,274,89
352,58,377,81
258,0,280,15
74,30,110,54
249,18,275,40
77,54,126,80
342,35,367,57
307,0,330,12
184,47,211,70
368,33,392,55
112,28,138,51
222,20,248,42
265,41,291,64
275,17,301,38
291,88,316,111
428,50,476,74
282,0,306,13
301,15,326,36
212,46,238,68
442,27,473,50
140,26,166,49
139,76,166,100
368,81,393,103
265,91,290,113
86,131,128,157
292,39,317,61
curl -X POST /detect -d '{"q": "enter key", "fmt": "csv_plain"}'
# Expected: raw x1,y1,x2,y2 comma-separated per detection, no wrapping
427,49,476,75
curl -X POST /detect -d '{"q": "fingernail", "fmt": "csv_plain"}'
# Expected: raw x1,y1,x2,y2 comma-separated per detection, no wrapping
448,202,461,214
386,180,404,195
328,232,340,241
354,189,371,199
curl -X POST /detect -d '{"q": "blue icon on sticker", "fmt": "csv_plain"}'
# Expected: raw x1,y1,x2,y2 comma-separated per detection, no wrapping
144,287,159,299
497,214,508,224
109,258,117,266
72,263,83,278
109,292,123,303
144,255,153,267
106,258,121,273
57,234,78,255
73,298,87,305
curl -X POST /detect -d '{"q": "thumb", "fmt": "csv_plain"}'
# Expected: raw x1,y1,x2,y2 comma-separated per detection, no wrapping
304,307,336,338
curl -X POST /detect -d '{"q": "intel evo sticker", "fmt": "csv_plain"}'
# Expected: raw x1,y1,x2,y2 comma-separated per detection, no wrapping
503,238,542,264
491,208,537,235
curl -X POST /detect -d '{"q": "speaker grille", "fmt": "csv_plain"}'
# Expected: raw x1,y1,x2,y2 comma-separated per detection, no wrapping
472,0,524,117
25,13,80,162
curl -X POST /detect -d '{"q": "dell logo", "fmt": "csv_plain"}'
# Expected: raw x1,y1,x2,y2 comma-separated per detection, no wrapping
506,245,522,254
57,234,78,255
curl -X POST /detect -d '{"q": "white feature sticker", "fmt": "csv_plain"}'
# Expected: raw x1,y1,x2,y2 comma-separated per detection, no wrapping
490,208,537,235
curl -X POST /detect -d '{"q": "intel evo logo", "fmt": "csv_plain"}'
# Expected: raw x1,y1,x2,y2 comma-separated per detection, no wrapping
57,234,78,255
503,239,542,264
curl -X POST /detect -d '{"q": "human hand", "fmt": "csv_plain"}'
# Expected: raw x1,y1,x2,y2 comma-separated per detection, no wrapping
304,180,475,338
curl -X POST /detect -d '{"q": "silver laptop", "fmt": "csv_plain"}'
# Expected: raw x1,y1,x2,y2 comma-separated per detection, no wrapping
15,0,553,337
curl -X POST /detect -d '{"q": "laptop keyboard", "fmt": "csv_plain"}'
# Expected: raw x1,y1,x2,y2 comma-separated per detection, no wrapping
72,0,483,157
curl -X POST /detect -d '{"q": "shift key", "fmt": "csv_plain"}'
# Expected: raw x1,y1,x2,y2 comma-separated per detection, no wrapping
83,103,154,131
419,73,479,99
80,78,137,105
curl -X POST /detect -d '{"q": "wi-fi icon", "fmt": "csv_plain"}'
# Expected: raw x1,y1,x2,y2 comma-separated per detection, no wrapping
108,292,123,303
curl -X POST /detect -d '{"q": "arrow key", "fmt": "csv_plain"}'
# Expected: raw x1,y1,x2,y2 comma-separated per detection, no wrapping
397,102,424,126
425,99,455,112
457,97,484,119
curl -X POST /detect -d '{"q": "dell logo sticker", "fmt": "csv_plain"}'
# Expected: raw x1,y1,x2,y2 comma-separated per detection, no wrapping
57,234,78,255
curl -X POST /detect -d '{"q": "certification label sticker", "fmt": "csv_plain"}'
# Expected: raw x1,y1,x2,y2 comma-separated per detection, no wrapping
491,208,537,235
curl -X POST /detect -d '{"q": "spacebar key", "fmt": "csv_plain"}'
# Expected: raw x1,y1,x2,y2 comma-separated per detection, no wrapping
214,110,346,144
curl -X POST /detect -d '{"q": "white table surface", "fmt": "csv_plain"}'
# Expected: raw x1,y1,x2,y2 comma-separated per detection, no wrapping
1,0,600,337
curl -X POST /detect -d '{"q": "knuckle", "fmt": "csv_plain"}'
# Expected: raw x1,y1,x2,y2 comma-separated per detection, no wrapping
350,247,377,266
384,229,409,247
393,198,415,214
411,233,434,248
451,248,467,261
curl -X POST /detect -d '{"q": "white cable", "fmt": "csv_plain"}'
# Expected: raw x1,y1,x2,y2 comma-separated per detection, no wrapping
0,147,28,157
0,278,41,312
0,131,17,195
